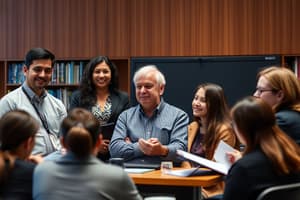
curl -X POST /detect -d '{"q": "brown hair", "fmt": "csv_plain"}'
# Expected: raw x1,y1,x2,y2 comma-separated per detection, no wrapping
195,83,235,159
231,96,300,175
257,66,300,112
60,108,100,158
0,110,39,186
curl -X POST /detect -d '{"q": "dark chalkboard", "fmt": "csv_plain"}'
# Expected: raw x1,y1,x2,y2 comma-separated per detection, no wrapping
130,56,281,121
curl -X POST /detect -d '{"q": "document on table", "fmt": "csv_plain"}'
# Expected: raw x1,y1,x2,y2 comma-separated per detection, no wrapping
124,168,156,174
163,167,217,177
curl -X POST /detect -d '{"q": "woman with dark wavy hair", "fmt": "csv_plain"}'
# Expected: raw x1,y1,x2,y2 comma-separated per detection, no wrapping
70,56,129,161
223,96,300,200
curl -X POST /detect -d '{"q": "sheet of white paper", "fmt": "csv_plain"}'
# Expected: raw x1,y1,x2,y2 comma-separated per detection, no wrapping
213,140,235,170
124,168,155,174
163,167,215,177
177,150,229,175
163,168,199,177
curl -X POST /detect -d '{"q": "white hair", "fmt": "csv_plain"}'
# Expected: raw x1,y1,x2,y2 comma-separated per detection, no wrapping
133,65,166,86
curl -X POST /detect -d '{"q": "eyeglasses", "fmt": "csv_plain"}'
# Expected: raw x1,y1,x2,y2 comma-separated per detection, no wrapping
255,87,275,95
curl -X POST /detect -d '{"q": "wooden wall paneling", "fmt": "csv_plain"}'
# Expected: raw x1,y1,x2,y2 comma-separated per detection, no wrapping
229,0,253,55
52,0,98,58
130,0,152,56
51,0,67,57
153,0,172,56
257,0,281,54
169,0,186,56
204,0,228,55
197,0,212,55
93,0,107,56
31,0,56,55
4,0,25,59
106,0,130,57
0,0,7,59
1,0,300,58
0,61,5,96
130,0,181,56
290,0,300,54
192,0,208,55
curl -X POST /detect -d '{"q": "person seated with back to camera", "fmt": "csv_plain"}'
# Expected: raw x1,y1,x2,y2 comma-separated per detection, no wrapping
109,65,189,166
33,108,142,200
254,66,300,145
69,56,130,162
0,110,43,200
223,96,300,200
182,83,239,199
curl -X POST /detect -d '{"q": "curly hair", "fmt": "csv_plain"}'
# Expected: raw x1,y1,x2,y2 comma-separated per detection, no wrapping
79,56,119,108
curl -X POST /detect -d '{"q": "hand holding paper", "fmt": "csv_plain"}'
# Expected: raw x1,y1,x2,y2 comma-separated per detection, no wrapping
176,140,237,175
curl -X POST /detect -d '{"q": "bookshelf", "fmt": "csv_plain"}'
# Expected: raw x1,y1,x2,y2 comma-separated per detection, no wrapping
0,58,130,109
282,55,300,78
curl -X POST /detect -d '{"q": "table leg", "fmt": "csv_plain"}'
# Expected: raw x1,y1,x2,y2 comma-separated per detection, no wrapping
193,186,202,200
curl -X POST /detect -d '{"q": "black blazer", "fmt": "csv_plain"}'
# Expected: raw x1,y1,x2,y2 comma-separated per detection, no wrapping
223,149,300,200
69,90,130,123
69,90,130,161
276,109,300,145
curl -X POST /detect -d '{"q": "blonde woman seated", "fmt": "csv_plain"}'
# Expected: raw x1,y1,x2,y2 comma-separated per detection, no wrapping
254,66,300,145
33,108,142,200
182,83,238,199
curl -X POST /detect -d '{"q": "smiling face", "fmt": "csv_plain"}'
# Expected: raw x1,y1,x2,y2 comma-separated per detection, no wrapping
135,71,164,114
92,61,112,90
24,59,53,96
192,87,207,119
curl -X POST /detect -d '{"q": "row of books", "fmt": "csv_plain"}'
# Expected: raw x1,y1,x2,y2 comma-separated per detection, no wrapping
47,88,74,109
7,61,87,84
52,61,86,84
7,63,25,84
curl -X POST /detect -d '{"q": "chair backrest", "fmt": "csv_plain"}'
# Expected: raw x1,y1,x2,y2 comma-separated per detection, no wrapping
256,182,300,200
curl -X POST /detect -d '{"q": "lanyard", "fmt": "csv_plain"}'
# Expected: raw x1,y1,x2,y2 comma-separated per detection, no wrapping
22,87,51,134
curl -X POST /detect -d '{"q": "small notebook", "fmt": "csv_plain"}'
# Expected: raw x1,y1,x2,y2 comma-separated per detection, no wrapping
100,122,115,140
